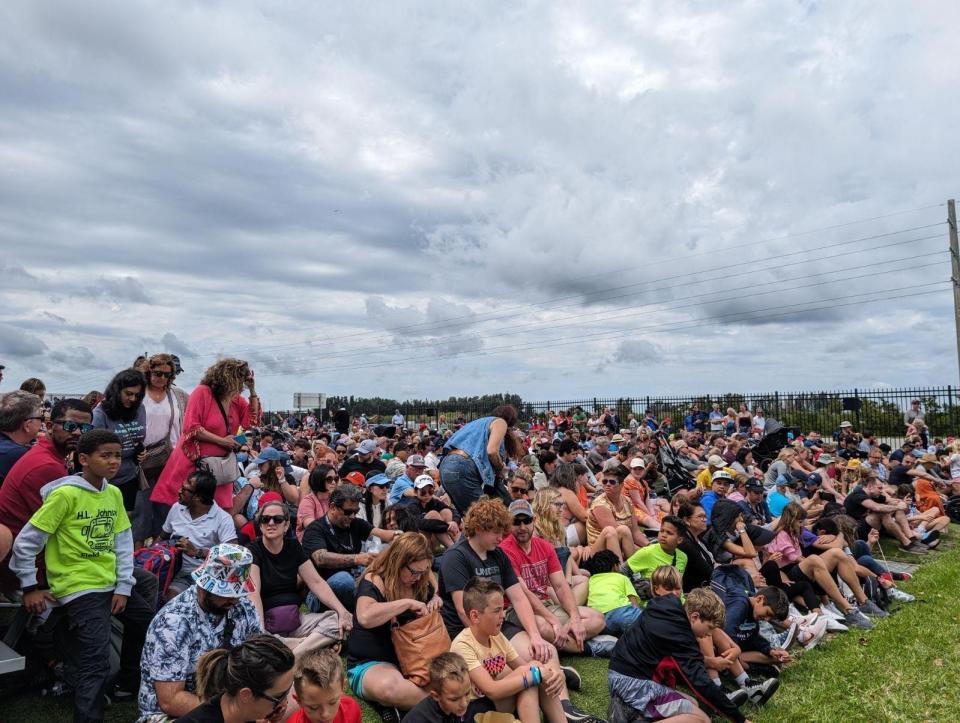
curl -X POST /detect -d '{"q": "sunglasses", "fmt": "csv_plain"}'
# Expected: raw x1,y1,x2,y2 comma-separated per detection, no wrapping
259,515,288,526
258,685,292,712
405,564,430,578
513,517,533,526
509,487,529,494
150,370,174,379
55,420,94,434
325,474,339,481
602,478,621,486
338,507,359,517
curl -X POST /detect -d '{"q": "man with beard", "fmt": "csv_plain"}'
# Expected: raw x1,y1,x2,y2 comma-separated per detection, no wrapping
338,439,386,480
0,398,92,594
137,544,263,722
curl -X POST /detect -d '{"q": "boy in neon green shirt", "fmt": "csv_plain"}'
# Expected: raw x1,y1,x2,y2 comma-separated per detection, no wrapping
583,550,643,635
625,516,688,579
11,429,152,722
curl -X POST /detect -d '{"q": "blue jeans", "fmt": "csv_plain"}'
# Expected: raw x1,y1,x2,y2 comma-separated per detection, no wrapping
308,570,358,612
852,539,887,576
603,605,642,635
439,453,509,515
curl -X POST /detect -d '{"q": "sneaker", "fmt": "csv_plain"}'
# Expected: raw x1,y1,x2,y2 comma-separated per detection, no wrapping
821,602,845,620
746,663,782,679
823,615,849,633
887,587,916,603
878,572,894,585
793,612,820,627
858,599,889,618
843,608,874,630
107,686,136,704
727,688,750,706
561,698,606,723
921,531,941,549
560,665,582,692
585,634,618,658
744,677,780,706
797,618,829,650
368,702,401,723
898,541,928,555
774,621,798,649
892,571,913,582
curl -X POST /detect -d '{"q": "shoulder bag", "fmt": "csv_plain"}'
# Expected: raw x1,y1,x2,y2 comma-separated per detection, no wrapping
141,392,176,474
200,398,239,486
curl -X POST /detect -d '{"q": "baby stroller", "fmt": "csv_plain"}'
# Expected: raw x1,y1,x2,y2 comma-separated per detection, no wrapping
653,433,695,496
749,418,791,471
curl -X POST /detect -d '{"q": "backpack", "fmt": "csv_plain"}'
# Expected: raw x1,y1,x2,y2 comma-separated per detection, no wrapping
945,496,960,524
133,542,182,606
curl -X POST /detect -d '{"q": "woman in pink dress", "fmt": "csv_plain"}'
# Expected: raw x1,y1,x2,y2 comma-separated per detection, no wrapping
150,358,261,515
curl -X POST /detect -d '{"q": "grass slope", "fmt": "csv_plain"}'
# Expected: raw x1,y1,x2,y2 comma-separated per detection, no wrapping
5,544,959,722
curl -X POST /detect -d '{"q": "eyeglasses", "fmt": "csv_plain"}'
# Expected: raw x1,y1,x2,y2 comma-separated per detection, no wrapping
259,515,288,526
150,370,174,379
338,507,359,517
258,684,292,712
513,517,533,526
405,564,430,578
54,420,94,433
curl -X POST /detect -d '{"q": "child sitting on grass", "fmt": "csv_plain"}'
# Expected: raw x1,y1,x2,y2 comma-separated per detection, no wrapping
403,652,496,723
608,587,746,723
624,516,688,583
583,549,643,635
450,578,567,723
289,647,362,723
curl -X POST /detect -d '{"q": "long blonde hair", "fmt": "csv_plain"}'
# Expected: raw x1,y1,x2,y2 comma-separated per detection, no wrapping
532,488,564,545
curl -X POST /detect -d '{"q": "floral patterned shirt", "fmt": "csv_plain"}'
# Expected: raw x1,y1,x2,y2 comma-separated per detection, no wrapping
137,585,262,720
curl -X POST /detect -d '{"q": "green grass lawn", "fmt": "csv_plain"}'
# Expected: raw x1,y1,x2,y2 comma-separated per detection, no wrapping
5,541,959,722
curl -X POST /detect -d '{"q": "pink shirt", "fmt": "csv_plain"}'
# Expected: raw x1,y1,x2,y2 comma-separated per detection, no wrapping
296,492,330,541
766,530,802,567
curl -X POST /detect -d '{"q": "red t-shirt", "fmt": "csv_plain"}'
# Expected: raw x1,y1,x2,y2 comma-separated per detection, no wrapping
0,436,68,535
499,534,561,601
288,695,361,723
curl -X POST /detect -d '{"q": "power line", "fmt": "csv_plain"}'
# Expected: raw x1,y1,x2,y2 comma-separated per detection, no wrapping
260,282,951,377
189,234,945,370
176,219,946,359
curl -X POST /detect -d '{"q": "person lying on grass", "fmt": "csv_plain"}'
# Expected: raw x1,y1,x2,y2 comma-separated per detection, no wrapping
608,587,749,723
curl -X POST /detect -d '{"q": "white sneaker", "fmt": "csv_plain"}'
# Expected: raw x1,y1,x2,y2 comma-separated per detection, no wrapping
821,602,845,620
797,618,829,650
887,587,916,603
823,615,849,633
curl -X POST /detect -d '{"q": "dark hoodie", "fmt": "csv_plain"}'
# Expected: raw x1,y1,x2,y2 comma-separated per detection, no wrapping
609,594,745,723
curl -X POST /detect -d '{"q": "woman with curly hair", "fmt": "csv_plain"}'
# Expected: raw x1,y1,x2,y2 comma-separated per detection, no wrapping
150,358,261,519
91,368,147,512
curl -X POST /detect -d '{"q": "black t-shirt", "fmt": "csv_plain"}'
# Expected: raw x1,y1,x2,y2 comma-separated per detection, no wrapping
843,488,885,521
437,537,519,637
888,464,911,487
678,535,715,593
301,515,374,579
403,695,496,723
174,697,225,722
345,577,435,667
247,537,309,610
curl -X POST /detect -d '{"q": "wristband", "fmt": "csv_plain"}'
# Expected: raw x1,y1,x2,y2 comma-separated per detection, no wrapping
530,666,542,686
21,585,38,594
521,674,529,690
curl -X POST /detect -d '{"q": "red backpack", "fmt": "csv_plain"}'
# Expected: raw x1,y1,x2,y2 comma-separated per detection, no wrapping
133,542,182,605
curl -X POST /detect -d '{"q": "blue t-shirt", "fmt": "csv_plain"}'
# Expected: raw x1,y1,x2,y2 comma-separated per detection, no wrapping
388,474,415,505
0,432,31,483
767,490,791,517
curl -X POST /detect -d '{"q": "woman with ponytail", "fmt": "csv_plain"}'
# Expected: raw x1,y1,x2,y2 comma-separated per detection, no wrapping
175,633,296,722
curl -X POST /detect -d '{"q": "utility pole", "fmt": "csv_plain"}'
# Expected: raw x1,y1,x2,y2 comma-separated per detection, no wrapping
949,199,960,384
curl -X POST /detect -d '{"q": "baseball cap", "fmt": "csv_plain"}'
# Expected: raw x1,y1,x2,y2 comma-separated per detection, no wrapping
816,454,835,465
745,480,764,491
711,469,734,483
707,455,726,467
629,457,646,469
775,474,797,488
252,447,286,465
805,473,822,486
357,439,378,455
170,354,184,374
406,454,427,468
365,473,390,488
414,474,436,490
911,449,926,459
344,471,366,486
508,499,534,518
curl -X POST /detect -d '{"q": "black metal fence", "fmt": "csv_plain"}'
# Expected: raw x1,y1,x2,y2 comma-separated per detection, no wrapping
267,386,960,441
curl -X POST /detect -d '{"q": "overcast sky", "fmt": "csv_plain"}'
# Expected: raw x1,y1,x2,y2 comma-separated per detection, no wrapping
1,1,958,410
